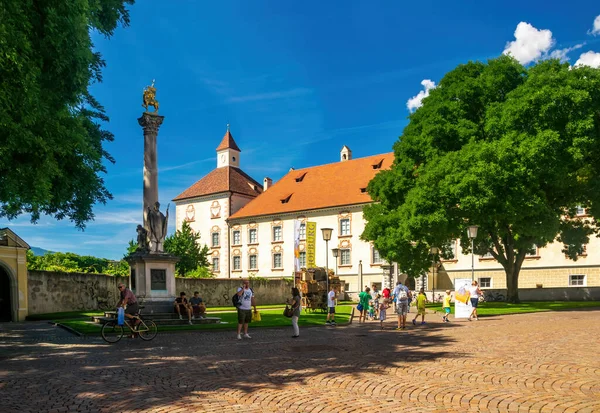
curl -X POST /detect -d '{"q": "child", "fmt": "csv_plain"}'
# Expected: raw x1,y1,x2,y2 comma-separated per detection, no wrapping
442,290,452,322
379,299,390,330
412,288,427,325
367,300,375,321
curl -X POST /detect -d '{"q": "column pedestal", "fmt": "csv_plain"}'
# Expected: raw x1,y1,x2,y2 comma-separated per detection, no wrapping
126,252,179,314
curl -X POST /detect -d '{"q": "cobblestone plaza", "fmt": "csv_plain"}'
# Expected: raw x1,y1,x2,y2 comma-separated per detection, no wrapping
1,310,599,412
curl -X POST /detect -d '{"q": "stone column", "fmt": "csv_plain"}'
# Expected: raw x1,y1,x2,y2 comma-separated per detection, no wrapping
138,113,165,229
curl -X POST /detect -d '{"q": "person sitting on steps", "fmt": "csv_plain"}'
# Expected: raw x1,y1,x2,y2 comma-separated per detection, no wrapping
174,292,193,325
189,291,206,319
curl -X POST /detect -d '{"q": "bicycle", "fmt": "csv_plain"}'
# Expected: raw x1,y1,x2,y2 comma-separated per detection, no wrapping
101,306,158,343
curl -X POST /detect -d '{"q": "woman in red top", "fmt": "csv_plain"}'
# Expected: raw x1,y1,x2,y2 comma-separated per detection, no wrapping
382,287,391,299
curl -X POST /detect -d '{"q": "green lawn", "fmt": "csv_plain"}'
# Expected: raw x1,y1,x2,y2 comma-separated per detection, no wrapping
27,311,104,321
56,305,355,336
425,301,600,316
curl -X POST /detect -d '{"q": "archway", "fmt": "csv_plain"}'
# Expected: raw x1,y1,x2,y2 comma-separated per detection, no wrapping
0,266,12,322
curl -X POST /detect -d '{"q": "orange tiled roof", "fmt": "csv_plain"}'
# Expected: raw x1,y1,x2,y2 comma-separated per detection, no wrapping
216,130,241,152
173,167,262,201
228,152,394,220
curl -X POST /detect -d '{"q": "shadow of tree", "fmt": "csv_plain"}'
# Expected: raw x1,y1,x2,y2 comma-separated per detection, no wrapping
0,320,464,412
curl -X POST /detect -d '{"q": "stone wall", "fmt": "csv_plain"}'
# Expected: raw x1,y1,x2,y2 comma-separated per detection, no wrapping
28,271,292,314
479,287,600,301
28,270,128,315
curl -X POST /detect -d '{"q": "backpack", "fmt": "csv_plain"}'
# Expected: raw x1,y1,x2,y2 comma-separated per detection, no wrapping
398,288,408,301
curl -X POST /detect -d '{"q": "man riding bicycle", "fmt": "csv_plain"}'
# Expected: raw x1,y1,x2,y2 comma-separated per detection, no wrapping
117,283,139,328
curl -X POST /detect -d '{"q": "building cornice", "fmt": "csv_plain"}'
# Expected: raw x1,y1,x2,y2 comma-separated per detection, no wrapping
228,202,370,224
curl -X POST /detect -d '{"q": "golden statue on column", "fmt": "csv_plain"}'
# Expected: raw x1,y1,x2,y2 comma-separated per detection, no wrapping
142,79,159,113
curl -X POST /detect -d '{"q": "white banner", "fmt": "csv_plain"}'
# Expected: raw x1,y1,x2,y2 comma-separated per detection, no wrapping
454,278,472,319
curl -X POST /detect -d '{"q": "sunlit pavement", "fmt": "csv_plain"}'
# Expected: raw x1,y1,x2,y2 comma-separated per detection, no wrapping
1,309,599,412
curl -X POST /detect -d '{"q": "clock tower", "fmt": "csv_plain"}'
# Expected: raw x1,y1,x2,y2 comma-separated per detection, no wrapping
216,124,241,168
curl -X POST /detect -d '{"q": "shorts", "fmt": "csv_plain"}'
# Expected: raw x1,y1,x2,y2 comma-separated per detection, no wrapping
237,309,252,324
443,307,451,314
124,302,139,316
396,301,408,316
192,304,206,315
470,298,479,308
416,307,426,316
328,307,336,314
176,304,188,313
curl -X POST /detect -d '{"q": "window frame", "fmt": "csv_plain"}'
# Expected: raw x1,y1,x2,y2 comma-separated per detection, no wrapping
211,232,220,247
272,225,282,242
339,218,351,236
248,228,258,244
249,254,258,270
299,223,306,240
232,255,241,271
232,230,241,246
478,277,492,288
299,251,306,268
212,257,220,272
273,252,283,269
340,249,351,266
372,247,383,264
569,274,586,287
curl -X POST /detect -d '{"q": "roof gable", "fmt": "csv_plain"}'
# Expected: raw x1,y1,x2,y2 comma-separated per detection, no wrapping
173,167,262,202
0,228,30,249
229,152,394,220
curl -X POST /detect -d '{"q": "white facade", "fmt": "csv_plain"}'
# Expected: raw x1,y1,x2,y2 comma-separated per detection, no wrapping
228,205,390,292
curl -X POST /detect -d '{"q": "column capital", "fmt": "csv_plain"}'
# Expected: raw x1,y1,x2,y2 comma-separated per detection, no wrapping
138,112,165,133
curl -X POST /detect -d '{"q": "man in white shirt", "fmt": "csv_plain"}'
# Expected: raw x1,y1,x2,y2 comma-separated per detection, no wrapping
326,285,337,326
393,281,411,330
236,279,256,340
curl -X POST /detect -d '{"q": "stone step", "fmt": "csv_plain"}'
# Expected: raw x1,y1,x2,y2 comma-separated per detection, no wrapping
103,311,213,320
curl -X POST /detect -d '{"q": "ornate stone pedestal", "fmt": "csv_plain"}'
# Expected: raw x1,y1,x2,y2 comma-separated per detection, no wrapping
126,252,179,314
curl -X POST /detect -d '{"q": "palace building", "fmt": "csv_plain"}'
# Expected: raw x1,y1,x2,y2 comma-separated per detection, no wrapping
174,128,600,298
173,128,394,293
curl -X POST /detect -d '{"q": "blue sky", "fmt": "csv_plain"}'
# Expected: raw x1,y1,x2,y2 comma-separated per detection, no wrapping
3,1,600,259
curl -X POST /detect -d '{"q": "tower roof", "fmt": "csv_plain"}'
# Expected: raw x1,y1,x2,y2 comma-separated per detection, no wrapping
216,127,241,152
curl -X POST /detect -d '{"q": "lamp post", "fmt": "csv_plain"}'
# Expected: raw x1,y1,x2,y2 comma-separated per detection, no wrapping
430,246,438,301
381,263,392,290
321,228,333,295
331,248,339,278
467,226,479,281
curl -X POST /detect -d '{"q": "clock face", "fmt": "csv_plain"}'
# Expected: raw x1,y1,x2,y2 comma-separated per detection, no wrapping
220,154,225,163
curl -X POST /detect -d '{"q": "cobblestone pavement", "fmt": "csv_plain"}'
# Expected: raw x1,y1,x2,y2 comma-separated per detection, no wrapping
1,309,599,413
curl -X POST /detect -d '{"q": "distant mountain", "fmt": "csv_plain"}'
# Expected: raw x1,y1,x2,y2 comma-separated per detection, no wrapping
30,246,53,256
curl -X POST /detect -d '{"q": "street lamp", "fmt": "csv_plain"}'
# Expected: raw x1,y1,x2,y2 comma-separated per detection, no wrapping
467,225,479,281
321,228,333,295
430,246,438,301
331,248,339,279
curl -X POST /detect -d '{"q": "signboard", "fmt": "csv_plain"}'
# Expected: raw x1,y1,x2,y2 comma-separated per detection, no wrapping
306,221,317,268
454,278,472,319
293,220,301,271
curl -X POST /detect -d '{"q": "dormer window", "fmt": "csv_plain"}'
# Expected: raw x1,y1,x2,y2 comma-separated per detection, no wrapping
360,187,367,193
295,172,307,182
372,159,383,170
280,194,292,204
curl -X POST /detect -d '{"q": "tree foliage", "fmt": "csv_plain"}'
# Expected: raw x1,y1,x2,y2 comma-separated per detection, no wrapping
0,0,134,228
362,56,600,302
163,221,211,277
26,249,128,276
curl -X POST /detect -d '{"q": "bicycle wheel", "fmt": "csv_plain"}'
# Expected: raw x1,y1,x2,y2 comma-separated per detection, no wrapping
138,320,158,341
101,321,124,343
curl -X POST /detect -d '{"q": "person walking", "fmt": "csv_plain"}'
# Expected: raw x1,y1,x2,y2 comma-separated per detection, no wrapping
411,288,427,326
358,287,371,323
326,285,337,326
379,299,390,330
236,279,256,340
468,281,482,321
288,287,301,338
442,290,452,323
393,281,411,330
371,284,380,319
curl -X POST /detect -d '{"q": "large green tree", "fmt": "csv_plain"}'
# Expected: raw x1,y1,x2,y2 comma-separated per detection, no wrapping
362,56,600,303
164,221,210,277
0,0,134,228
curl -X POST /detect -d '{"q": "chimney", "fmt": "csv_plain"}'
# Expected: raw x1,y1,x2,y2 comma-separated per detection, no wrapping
263,177,273,191
341,145,352,162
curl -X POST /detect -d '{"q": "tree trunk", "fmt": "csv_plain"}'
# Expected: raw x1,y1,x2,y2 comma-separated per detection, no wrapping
505,266,520,303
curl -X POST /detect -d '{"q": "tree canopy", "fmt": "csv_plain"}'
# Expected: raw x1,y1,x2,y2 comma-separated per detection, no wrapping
362,56,600,302
27,250,128,276
0,0,134,228
163,221,211,277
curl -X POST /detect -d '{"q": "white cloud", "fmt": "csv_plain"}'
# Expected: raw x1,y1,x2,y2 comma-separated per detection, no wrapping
549,43,585,61
406,79,436,112
588,15,600,36
503,22,555,65
574,51,600,68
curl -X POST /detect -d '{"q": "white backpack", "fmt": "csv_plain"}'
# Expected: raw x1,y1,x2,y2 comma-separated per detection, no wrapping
398,288,408,301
